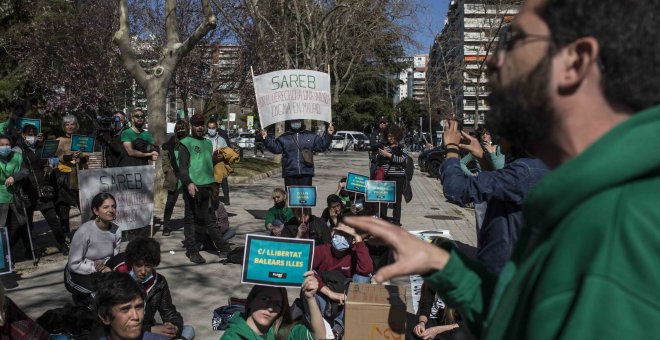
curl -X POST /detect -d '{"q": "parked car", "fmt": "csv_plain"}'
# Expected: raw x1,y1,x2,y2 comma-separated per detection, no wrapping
418,146,443,172
332,131,370,151
231,132,255,149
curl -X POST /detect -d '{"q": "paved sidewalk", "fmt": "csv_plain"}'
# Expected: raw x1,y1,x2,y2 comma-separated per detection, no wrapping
5,151,476,339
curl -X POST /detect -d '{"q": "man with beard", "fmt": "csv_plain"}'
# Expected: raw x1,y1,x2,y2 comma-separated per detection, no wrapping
261,119,334,187
341,0,660,338
178,114,230,264
440,124,548,274
120,109,158,167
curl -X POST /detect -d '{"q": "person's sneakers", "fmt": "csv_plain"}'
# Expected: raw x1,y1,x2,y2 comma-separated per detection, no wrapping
186,250,206,264
162,227,171,237
215,242,232,255
59,244,70,256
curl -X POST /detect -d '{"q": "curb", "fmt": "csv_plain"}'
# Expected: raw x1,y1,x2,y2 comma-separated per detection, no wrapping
228,168,282,185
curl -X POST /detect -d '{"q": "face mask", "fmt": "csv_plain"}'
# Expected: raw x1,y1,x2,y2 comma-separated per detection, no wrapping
25,136,36,147
0,146,11,157
129,270,154,284
207,128,217,136
176,131,187,139
290,121,302,130
331,234,351,251
274,201,286,208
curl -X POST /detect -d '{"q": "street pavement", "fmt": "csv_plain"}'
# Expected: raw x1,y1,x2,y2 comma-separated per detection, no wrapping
5,150,476,339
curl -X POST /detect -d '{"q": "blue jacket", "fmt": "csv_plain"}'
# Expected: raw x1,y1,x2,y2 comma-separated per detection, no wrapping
440,156,548,274
263,130,332,177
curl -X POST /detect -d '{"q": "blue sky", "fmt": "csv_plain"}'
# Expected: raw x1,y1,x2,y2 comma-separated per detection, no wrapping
410,0,450,55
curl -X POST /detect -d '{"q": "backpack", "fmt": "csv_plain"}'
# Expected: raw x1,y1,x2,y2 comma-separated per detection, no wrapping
211,304,245,331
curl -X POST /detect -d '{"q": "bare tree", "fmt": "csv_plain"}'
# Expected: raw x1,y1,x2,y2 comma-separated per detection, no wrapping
113,0,216,146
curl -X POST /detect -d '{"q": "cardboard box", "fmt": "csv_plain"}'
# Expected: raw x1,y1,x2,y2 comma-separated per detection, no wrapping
344,283,407,340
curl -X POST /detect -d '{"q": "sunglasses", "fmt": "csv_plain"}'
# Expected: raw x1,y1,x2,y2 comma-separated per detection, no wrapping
133,115,146,119
496,26,552,52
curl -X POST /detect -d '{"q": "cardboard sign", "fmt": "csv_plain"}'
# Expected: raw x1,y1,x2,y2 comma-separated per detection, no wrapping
345,172,369,194
41,140,60,159
70,134,95,153
0,227,12,276
77,165,155,231
365,180,396,203
253,69,332,127
241,235,314,288
344,283,407,340
287,186,317,207
17,118,41,133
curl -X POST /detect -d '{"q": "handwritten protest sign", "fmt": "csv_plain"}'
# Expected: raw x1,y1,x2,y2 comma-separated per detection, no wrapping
365,180,396,203
242,235,314,287
346,172,369,194
253,69,332,127
287,186,317,207
70,134,95,153
41,140,60,159
0,228,11,275
17,118,41,133
408,230,452,313
78,165,154,231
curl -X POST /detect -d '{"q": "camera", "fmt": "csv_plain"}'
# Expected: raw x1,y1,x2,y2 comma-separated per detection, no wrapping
96,115,122,135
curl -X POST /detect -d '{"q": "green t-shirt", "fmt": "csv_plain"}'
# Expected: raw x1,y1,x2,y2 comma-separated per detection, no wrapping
121,128,154,144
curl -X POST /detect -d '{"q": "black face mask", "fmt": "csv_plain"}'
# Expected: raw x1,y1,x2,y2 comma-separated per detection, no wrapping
134,122,144,129
176,132,187,139
274,201,286,208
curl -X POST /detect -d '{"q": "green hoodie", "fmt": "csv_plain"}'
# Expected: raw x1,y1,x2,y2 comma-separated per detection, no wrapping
220,312,314,340
425,105,660,339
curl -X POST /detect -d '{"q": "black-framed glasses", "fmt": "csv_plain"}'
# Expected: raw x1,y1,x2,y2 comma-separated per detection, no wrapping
133,115,146,119
496,25,553,52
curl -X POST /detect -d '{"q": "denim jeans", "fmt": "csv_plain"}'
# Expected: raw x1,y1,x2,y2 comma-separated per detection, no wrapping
181,324,195,339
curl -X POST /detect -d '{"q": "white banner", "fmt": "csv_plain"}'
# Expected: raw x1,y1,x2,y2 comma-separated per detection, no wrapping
254,69,332,127
78,165,155,231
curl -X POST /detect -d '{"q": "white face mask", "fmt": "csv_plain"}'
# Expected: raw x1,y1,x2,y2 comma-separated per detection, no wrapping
207,128,217,136
0,146,11,157
25,136,36,146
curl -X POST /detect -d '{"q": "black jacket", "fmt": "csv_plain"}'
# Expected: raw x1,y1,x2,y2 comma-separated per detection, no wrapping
263,130,332,177
142,273,184,337
282,215,332,245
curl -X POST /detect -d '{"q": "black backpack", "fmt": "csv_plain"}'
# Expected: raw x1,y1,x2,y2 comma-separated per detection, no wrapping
405,155,414,180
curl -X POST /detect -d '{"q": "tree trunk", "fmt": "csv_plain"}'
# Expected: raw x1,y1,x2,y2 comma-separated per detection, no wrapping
146,81,168,209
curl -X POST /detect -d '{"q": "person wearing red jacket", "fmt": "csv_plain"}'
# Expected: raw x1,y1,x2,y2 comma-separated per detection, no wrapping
310,224,373,338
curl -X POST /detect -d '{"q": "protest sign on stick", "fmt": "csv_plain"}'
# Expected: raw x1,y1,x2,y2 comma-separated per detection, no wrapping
241,235,315,288
78,165,155,231
287,186,317,207
346,172,369,194
253,69,332,127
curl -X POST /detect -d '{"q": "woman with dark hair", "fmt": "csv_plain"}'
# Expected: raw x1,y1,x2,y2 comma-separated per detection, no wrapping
376,124,409,224
64,192,121,308
221,272,326,339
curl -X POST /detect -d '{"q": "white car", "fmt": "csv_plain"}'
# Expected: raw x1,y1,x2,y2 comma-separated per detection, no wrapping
332,131,370,151
231,132,255,149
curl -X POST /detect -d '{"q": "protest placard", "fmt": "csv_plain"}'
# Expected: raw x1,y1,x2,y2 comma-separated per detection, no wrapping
287,186,317,207
0,227,12,275
253,69,332,127
242,235,314,288
41,140,60,159
365,180,396,203
70,134,95,153
17,118,41,133
345,172,369,194
78,165,154,231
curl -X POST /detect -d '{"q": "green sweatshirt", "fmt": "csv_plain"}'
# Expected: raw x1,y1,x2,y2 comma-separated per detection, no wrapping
425,105,660,339
220,312,313,340
264,206,294,228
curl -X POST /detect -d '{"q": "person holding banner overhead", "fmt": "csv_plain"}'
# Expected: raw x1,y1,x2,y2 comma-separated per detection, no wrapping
16,124,68,255
178,113,231,264
376,124,409,224
53,114,88,234
221,272,327,340
261,120,334,187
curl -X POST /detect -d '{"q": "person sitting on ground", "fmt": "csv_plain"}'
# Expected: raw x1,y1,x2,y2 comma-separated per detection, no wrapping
412,237,464,340
91,272,167,340
0,282,50,338
264,188,294,235
311,223,373,338
334,177,352,206
282,208,331,245
64,192,121,309
221,272,326,340
320,194,347,230
106,237,195,340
